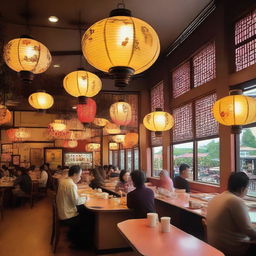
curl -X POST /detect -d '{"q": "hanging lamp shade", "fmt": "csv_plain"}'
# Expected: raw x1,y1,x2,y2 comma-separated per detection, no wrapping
213,93,256,126
85,143,101,152
4,36,51,83
81,8,160,87
28,91,54,110
63,70,102,98
109,142,119,150
62,140,78,148
93,118,109,127
49,120,67,132
143,108,174,136
6,128,31,141
123,132,138,148
110,101,132,126
76,98,97,124
0,106,12,125
104,122,121,134
112,134,125,143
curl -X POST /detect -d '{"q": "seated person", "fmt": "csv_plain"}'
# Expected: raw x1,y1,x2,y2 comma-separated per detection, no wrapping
98,166,107,180
13,168,32,196
38,165,48,188
109,165,120,178
207,172,256,256
89,168,104,189
115,170,134,193
127,170,156,218
173,164,190,192
158,170,174,192
1,165,10,177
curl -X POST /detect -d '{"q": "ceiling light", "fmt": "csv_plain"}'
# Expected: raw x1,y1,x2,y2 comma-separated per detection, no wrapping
53,64,60,68
49,16,59,23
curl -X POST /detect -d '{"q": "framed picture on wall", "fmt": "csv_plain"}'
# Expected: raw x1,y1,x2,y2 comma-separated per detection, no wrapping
30,148,43,167
1,153,12,162
1,143,13,153
44,148,63,169
12,155,20,166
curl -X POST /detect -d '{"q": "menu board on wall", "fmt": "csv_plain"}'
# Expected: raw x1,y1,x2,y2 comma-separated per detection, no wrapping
64,153,92,168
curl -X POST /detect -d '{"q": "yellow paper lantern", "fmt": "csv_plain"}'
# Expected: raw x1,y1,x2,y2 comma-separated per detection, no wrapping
110,101,132,126
63,70,102,98
85,143,101,152
4,37,51,74
123,132,138,148
143,109,174,136
109,142,119,150
93,118,109,127
67,140,78,148
28,92,54,110
82,9,160,86
213,94,256,126
49,120,67,132
112,134,125,143
0,106,11,125
104,122,121,134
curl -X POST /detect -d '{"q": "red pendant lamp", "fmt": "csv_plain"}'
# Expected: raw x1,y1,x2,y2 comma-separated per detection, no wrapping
76,98,97,124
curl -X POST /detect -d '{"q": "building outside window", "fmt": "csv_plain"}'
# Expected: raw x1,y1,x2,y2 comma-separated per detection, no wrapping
152,146,163,177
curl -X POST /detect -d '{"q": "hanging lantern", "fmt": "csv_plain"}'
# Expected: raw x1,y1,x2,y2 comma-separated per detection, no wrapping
143,108,174,136
3,36,52,83
76,98,97,124
104,122,121,134
109,142,119,150
48,120,69,138
123,132,139,148
49,120,67,132
0,106,11,125
112,134,126,143
28,91,54,110
6,128,31,141
93,118,109,127
110,100,132,126
81,5,160,87
85,143,101,152
63,70,102,100
62,140,78,148
213,90,256,127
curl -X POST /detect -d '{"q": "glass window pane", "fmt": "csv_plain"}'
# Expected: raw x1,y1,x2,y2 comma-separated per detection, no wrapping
120,149,125,170
113,150,118,168
109,150,113,165
134,148,139,170
197,138,220,184
240,127,256,197
152,146,163,177
126,149,132,171
173,142,193,180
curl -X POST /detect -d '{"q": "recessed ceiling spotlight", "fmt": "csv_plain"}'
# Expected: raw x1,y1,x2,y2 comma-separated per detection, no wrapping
53,64,60,68
72,106,77,109
48,16,59,23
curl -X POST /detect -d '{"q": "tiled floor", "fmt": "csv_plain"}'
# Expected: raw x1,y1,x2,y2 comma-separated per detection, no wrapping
0,197,136,256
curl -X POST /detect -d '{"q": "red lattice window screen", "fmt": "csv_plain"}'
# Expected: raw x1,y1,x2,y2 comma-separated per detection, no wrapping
195,94,218,138
172,62,190,98
193,42,216,87
173,103,193,142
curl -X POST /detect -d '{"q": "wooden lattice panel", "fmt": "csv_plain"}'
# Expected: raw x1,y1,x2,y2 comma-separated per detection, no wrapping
193,42,216,87
235,9,256,45
151,82,164,111
172,62,190,98
151,132,163,146
195,94,218,138
173,103,193,142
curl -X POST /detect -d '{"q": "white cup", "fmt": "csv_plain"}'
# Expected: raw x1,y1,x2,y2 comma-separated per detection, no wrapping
97,188,102,193
161,217,171,232
147,213,158,227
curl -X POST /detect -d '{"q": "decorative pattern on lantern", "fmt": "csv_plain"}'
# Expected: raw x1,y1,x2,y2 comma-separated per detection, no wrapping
213,94,256,126
112,134,126,143
110,101,132,126
104,122,121,134
4,37,51,74
93,118,109,127
109,142,119,150
77,98,97,124
143,109,174,136
28,92,54,110
63,70,102,98
48,120,69,138
123,132,139,148
85,143,101,152
0,106,11,125
6,128,31,141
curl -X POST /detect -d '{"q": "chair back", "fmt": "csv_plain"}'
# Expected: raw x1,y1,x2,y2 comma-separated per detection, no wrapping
0,189,4,206
201,218,207,242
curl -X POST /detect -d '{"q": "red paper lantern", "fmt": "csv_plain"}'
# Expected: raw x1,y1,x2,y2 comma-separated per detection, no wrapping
76,98,96,124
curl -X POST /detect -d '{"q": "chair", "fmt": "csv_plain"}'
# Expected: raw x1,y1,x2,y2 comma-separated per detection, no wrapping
0,189,5,220
201,218,207,242
20,181,39,208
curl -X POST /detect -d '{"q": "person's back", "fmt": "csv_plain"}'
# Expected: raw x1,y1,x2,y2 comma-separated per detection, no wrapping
173,164,190,192
39,169,48,187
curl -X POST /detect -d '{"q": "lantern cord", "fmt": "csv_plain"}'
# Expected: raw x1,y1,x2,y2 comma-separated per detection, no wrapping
24,0,32,35
117,0,125,9
78,11,83,68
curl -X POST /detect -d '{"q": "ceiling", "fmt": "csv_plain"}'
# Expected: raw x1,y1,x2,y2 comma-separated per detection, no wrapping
0,0,213,112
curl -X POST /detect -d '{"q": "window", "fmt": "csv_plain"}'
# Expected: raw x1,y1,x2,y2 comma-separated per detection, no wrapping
134,147,139,170
120,149,125,170
173,142,193,180
126,149,132,171
197,138,220,184
235,9,256,71
152,146,163,177
113,150,118,168
109,150,113,165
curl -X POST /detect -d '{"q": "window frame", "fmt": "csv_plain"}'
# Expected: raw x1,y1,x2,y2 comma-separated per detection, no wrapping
151,145,163,177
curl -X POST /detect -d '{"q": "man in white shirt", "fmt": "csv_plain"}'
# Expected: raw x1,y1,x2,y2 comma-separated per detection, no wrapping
39,166,48,188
